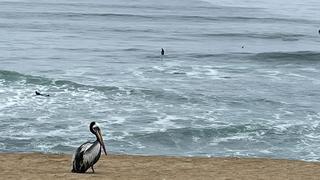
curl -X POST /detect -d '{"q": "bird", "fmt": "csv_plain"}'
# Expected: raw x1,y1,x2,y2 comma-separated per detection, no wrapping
161,48,165,56
71,122,107,173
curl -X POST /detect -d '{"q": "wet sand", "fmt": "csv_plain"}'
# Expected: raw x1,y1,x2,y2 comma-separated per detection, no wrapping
1,153,320,180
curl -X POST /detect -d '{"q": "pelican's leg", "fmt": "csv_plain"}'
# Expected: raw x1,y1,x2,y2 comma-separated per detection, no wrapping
91,166,95,173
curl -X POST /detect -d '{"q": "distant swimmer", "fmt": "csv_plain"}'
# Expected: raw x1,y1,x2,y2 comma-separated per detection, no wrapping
161,48,165,56
35,91,50,97
319,29,320,34
242,45,245,48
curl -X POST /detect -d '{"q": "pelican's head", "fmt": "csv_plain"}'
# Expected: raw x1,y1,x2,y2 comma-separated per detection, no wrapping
90,121,107,156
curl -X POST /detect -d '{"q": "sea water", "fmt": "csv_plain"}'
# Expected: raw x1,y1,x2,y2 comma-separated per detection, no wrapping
1,0,320,161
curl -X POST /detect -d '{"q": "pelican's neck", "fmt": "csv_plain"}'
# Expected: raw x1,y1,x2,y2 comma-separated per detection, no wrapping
94,140,102,153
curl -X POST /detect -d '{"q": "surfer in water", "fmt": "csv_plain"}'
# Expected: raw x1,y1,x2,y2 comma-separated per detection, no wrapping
35,91,50,97
161,48,165,56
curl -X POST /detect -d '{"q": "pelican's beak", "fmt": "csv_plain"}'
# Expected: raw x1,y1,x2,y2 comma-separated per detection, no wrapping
96,129,107,156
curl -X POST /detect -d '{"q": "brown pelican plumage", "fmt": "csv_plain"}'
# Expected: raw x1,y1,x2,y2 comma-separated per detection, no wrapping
71,121,107,173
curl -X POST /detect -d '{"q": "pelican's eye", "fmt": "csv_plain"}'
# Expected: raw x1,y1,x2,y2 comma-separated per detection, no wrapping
93,126,100,131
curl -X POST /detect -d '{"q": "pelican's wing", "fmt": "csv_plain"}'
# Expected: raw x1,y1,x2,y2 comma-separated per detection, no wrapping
82,141,101,166
72,142,93,172
73,142,92,161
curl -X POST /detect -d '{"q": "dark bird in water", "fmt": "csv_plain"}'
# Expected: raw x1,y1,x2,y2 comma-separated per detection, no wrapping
161,48,165,55
318,29,320,34
71,122,107,173
35,91,49,97
241,46,245,48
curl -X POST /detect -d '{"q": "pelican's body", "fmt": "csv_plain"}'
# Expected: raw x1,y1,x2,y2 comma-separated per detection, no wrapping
71,122,107,173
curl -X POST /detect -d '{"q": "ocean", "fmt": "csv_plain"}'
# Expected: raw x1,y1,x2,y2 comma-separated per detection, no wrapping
1,0,320,161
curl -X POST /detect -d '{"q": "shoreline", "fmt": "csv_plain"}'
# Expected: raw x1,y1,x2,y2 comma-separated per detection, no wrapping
2,151,318,163
1,153,320,179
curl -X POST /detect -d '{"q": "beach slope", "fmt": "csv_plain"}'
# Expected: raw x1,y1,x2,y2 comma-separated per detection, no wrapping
1,153,320,180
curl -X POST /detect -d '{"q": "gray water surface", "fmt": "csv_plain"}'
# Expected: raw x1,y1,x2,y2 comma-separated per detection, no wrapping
1,0,320,161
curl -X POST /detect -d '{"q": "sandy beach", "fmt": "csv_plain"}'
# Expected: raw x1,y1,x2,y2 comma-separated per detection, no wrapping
1,153,320,180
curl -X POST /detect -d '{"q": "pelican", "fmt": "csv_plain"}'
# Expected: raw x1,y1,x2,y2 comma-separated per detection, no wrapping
71,121,107,173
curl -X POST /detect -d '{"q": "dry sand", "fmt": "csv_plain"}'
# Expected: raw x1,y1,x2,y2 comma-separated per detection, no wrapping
1,153,320,180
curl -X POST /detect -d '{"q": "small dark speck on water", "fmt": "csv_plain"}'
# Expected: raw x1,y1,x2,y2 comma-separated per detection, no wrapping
35,91,50,97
